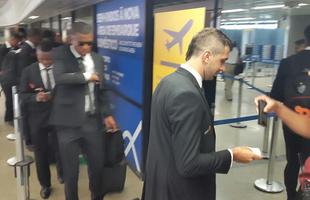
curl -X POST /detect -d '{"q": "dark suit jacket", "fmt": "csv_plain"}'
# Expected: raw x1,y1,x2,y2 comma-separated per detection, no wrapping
0,44,10,68
144,68,231,200
16,42,37,84
50,45,112,127
19,62,52,129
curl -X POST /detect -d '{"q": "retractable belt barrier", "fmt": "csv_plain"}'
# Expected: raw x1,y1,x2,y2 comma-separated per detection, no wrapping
6,86,34,200
216,74,284,193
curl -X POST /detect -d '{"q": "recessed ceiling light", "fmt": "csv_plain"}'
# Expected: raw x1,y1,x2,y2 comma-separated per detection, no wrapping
62,17,72,20
28,15,39,19
298,3,309,6
230,17,256,21
252,4,285,10
222,9,248,13
259,15,272,19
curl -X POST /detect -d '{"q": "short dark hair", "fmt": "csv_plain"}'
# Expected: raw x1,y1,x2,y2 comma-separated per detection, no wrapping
304,25,310,41
295,38,306,45
10,32,23,40
37,40,53,52
185,28,232,61
42,29,56,41
27,28,41,38
70,21,92,35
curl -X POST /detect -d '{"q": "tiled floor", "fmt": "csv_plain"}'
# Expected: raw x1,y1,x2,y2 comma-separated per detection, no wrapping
0,74,288,200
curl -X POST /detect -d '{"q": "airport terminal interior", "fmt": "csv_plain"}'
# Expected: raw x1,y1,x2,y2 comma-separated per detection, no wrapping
0,0,310,199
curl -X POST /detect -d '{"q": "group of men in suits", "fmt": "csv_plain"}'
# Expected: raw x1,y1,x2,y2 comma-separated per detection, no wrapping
1,22,117,200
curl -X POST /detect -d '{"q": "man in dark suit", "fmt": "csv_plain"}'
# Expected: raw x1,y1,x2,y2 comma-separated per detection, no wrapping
270,25,310,200
16,28,41,85
143,28,261,200
0,32,22,124
50,22,117,200
20,41,63,199
16,28,41,146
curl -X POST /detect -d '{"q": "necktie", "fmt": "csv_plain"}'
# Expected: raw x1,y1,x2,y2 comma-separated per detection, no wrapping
45,68,52,91
77,57,95,114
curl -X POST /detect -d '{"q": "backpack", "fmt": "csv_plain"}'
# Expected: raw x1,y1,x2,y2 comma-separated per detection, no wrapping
296,156,310,200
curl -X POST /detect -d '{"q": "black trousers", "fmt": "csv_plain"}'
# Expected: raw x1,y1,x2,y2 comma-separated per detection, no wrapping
57,116,105,200
29,122,62,188
2,84,13,122
283,127,310,200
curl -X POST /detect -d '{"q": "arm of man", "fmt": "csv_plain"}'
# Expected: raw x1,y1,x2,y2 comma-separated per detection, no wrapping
255,95,310,139
95,55,117,130
52,49,88,85
19,67,37,103
167,90,231,178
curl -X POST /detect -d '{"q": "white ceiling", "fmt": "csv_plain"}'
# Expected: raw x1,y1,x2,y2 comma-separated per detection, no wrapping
1,0,310,26
221,0,310,21
21,0,106,24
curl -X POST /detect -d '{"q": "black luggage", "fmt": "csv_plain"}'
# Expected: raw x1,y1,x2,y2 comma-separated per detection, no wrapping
103,159,127,195
102,130,127,195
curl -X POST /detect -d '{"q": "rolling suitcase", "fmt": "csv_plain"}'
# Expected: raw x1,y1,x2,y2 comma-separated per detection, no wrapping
102,130,126,195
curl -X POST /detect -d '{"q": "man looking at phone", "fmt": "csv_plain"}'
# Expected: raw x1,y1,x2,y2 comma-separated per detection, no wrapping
20,41,63,199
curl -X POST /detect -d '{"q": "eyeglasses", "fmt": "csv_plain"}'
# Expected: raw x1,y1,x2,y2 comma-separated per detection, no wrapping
78,41,94,46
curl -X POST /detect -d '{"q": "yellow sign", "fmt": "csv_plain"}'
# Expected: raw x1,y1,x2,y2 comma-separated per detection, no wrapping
152,7,206,91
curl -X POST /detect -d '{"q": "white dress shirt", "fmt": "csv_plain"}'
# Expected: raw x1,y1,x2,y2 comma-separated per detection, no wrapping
181,63,234,167
39,63,55,89
70,45,95,112
5,41,11,49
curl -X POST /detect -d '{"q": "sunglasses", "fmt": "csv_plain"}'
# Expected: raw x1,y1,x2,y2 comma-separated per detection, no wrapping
78,41,94,46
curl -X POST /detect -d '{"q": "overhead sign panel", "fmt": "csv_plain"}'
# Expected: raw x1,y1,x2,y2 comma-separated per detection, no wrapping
152,8,206,91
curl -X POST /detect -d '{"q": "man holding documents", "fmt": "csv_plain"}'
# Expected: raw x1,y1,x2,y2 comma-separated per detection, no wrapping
143,28,261,200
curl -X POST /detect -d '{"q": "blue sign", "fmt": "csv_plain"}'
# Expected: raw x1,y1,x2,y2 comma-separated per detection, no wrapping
96,0,145,173
96,0,145,105
110,93,142,173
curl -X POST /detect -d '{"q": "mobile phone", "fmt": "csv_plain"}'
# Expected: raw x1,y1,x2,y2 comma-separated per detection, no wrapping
258,100,267,127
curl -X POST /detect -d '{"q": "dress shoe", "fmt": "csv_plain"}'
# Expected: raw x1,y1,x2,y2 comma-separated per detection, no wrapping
40,187,51,199
57,176,64,184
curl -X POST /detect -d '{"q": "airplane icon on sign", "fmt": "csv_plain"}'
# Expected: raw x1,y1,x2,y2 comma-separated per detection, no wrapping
164,19,193,55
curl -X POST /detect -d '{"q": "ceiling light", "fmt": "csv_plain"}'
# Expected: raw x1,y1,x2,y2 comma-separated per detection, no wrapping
28,15,39,19
259,15,272,19
230,17,256,21
222,9,248,13
298,3,309,6
252,4,285,10
62,17,72,20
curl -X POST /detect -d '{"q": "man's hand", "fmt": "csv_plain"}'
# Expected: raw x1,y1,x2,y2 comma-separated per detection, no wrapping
89,73,100,82
104,116,117,132
254,95,281,113
36,92,51,102
232,146,262,163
